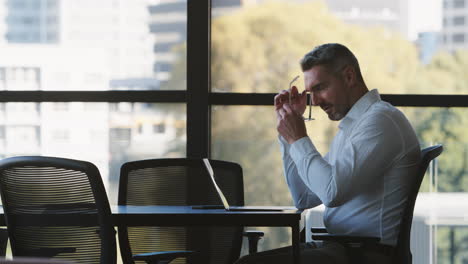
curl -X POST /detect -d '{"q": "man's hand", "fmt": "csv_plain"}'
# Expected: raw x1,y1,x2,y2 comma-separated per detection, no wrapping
274,86,307,114
276,103,308,144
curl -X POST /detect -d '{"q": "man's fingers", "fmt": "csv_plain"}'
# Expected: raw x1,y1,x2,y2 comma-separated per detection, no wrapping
289,86,299,102
274,90,290,107
291,86,299,97
282,103,293,114
277,108,287,120
274,94,282,107
275,108,282,119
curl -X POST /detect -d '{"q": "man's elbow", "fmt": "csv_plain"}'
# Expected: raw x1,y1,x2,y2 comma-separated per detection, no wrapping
293,198,310,210
293,195,317,209
294,204,309,210
322,194,346,208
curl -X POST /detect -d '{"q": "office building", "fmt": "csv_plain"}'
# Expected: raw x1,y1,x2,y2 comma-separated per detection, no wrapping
148,0,248,84
417,31,442,64
4,0,60,43
0,45,110,178
319,0,410,39
0,0,168,194
0,0,153,79
442,0,468,51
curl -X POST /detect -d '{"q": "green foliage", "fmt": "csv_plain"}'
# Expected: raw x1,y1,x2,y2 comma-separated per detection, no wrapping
212,1,420,94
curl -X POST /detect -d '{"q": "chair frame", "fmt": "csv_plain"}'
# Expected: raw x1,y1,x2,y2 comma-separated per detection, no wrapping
0,156,117,263
118,158,253,264
311,144,443,263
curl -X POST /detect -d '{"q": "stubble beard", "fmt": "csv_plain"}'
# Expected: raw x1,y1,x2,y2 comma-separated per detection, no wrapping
327,105,350,121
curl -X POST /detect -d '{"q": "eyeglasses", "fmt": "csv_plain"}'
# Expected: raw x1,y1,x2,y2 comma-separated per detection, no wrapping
289,75,314,121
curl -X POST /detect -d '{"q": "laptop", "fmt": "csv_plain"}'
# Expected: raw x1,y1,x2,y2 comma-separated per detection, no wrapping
192,159,284,212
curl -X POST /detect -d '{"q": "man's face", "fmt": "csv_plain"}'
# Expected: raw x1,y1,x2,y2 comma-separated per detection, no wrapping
303,65,352,121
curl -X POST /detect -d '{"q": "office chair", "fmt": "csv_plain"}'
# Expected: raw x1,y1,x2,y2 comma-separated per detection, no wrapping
311,144,443,264
0,156,117,263
0,228,7,257
118,158,263,264
0,257,75,263
0,156,192,264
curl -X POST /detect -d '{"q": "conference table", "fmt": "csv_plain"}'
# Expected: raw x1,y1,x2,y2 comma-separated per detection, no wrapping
0,205,306,264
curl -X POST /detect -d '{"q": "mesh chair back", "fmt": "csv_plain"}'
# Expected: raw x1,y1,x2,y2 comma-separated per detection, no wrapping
395,145,443,263
118,158,244,264
0,156,116,264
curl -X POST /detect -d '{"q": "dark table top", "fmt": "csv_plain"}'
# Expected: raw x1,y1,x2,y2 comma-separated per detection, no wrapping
0,205,305,227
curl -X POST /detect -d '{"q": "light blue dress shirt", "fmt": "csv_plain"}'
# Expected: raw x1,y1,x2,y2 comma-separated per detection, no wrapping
279,89,421,246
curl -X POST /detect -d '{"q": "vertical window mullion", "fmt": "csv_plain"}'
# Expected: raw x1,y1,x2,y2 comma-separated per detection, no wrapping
186,0,211,158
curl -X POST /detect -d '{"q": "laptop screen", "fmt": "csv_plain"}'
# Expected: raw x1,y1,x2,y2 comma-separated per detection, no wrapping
203,158,230,210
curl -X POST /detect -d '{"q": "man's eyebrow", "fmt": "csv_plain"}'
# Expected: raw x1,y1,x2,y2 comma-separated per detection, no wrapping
310,82,323,91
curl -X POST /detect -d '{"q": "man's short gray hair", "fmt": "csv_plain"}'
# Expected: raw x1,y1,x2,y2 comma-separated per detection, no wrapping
300,43,364,82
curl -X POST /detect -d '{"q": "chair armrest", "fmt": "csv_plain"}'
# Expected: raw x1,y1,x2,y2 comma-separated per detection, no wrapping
0,228,8,257
243,230,265,254
311,234,380,244
243,230,265,239
133,251,194,264
310,227,328,233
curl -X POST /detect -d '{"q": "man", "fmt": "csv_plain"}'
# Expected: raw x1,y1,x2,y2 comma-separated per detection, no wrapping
236,43,421,263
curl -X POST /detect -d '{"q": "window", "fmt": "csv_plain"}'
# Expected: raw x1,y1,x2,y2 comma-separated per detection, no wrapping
53,103,69,111
31,0,41,10
0,102,186,208
453,16,465,26
47,16,57,24
211,0,460,94
10,0,26,9
2,0,187,91
6,125,40,150
110,102,133,112
22,17,36,25
0,2,466,263
110,127,131,142
454,0,465,8
46,32,57,42
153,123,166,133
52,129,70,142
453,33,465,43
155,63,172,73
0,126,5,139
47,0,57,8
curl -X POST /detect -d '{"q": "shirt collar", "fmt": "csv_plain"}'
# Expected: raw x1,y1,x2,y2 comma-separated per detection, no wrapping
338,89,381,130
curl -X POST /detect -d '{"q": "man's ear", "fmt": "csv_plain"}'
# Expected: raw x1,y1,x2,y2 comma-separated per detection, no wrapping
343,65,356,86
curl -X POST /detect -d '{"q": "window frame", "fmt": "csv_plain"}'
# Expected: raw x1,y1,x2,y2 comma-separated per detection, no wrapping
0,0,467,160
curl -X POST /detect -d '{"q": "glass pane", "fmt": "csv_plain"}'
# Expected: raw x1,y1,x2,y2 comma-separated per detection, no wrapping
212,105,468,262
0,102,186,204
0,0,186,91
212,105,338,252
211,0,468,95
401,107,468,192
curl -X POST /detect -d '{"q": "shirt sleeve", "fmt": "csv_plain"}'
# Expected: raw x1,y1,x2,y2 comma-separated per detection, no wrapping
279,136,323,209
289,113,404,208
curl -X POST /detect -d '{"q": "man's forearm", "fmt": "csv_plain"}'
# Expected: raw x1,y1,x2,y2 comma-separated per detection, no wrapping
280,137,322,208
